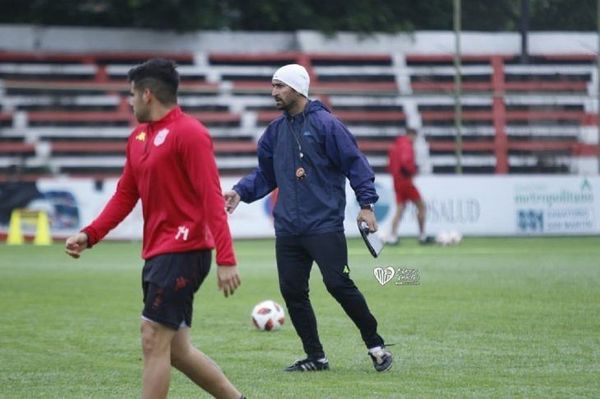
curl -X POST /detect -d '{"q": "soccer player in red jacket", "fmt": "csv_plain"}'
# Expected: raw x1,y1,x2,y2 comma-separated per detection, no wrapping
65,59,245,399
387,127,431,245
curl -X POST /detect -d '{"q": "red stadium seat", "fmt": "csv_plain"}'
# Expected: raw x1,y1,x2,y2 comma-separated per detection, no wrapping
1,50,599,178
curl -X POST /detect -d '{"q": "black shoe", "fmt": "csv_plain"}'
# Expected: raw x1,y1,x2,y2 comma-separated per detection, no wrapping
369,347,393,372
418,236,435,245
284,357,329,372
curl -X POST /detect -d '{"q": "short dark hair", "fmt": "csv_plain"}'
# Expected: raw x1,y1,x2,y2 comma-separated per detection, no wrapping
406,127,418,136
127,58,179,105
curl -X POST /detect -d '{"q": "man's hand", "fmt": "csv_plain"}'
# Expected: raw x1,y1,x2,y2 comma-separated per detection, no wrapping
357,209,378,233
65,232,89,259
223,190,241,214
217,265,241,297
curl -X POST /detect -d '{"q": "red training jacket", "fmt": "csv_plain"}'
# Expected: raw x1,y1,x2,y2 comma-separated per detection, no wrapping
387,135,417,180
82,106,236,266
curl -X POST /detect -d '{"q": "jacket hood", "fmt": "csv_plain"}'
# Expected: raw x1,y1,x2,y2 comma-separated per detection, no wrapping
306,99,329,114
283,99,330,119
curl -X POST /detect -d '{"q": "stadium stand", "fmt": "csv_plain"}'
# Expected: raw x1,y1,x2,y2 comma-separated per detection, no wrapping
0,44,599,180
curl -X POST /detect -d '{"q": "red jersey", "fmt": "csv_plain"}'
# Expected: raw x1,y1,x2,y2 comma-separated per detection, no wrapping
387,135,417,180
82,106,236,266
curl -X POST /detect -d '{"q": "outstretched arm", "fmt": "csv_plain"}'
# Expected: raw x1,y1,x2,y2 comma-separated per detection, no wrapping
229,130,277,208
66,149,139,258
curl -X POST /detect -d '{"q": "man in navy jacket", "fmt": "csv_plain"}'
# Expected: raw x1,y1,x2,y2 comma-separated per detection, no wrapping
224,64,392,372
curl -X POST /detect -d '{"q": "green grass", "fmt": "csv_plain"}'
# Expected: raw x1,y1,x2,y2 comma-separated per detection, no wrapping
1,236,599,398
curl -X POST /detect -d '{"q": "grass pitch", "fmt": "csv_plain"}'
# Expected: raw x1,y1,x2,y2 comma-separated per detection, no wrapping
1,236,599,398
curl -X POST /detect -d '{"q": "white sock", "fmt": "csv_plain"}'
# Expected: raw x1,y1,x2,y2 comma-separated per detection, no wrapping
368,346,383,354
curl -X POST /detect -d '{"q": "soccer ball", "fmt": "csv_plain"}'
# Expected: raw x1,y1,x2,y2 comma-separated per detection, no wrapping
436,230,451,246
447,230,463,245
436,230,463,246
251,300,285,331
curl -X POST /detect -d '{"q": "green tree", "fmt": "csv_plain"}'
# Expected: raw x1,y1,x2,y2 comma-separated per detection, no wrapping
462,1,521,31
0,0,597,33
530,0,596,30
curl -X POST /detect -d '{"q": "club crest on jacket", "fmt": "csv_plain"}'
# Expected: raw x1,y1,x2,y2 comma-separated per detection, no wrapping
154,129,170,146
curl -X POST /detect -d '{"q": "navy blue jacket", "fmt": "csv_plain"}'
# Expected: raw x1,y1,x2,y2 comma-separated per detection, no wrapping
233,100,378,236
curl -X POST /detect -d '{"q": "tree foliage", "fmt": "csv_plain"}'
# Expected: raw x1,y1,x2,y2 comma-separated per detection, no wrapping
1,0,597,32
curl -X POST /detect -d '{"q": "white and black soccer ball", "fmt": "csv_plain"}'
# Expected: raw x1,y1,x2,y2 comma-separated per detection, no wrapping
251,300,285,331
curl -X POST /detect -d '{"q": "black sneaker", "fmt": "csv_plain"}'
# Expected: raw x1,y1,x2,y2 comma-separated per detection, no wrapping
369,347,393,372
418,236,435,245
284,357,329,372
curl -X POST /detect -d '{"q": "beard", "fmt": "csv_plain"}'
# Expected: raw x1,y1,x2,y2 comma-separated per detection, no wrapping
274,97,291,112
134,107,151,123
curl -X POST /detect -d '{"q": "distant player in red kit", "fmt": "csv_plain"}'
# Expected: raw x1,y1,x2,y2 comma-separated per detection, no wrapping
387,127,432,245
64,59,246,399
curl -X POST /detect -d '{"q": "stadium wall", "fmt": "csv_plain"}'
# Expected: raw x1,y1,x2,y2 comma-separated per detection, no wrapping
4,175,598,242
1,26,599,241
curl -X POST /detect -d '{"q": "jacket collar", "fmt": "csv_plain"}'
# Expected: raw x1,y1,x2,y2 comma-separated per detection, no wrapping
283,101,309,121
147,106,182,130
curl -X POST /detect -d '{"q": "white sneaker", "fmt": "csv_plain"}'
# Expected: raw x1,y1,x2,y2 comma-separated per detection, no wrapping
384,234,399,245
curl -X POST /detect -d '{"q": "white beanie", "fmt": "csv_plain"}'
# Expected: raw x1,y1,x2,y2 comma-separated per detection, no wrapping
272,64,310,98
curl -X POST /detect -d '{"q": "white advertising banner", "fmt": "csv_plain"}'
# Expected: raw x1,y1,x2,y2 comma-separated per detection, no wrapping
7,175,599,240
367,175,600,237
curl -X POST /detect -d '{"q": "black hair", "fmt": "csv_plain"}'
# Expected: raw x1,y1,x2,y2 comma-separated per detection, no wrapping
127,58,179,105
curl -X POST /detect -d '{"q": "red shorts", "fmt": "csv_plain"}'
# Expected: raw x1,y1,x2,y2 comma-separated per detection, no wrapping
394,178,421,204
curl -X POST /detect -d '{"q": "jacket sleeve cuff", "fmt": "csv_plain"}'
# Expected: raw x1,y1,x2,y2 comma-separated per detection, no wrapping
216,255,237,266
232,185,246,203
358,197,378,207
81,226,99,248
